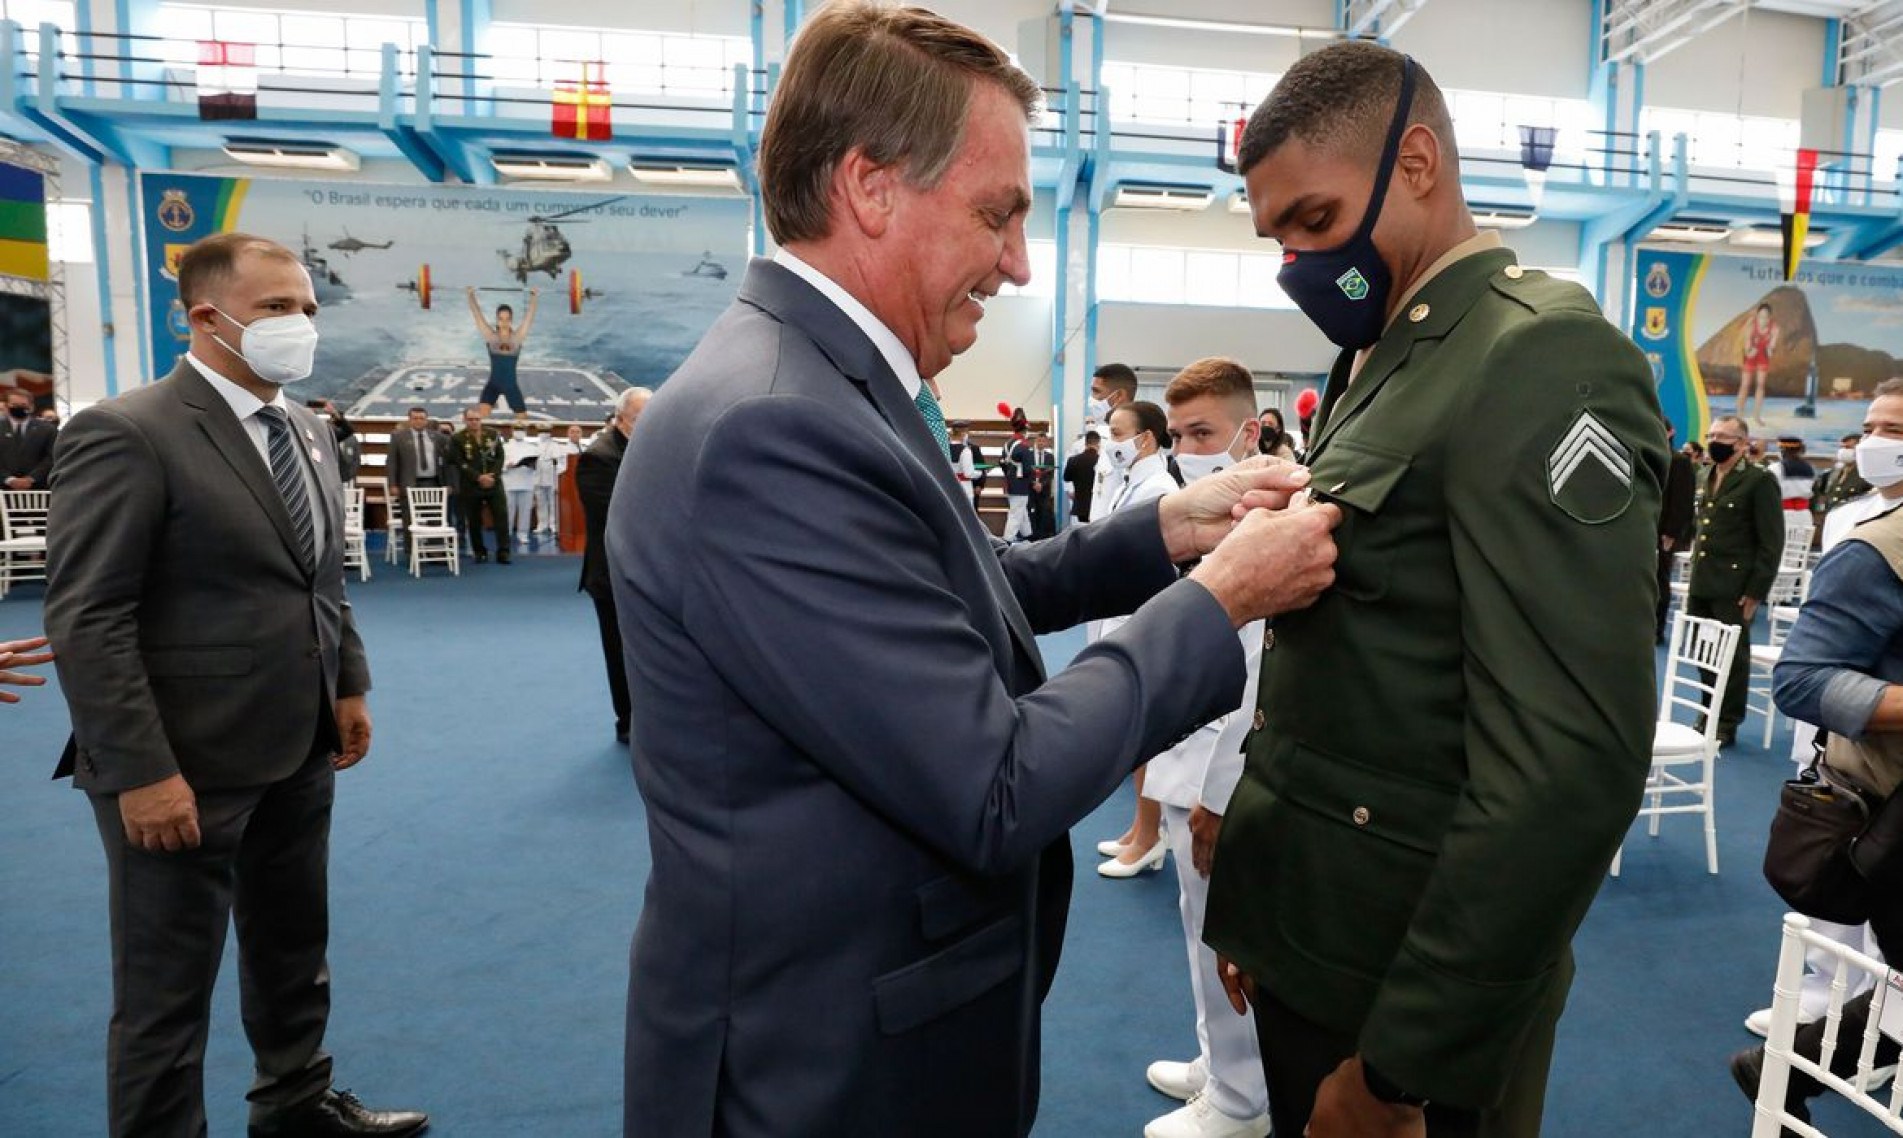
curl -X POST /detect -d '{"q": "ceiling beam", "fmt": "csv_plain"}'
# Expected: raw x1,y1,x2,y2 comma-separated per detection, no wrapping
1837,0,1903,86
1602,0,1749,66
1341,0,1430,38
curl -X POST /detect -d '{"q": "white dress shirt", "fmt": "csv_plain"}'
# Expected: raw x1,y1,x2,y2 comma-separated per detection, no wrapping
186,352,328,559
773,249,923,401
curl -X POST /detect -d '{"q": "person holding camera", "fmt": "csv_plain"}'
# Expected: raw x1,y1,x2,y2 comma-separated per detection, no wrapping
1734,381,1903,1125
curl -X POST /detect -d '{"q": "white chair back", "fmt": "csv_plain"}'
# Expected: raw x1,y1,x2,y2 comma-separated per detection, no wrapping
1613,612,1742,877
1782,518,1817,571
404,486,459,577
407,485,449,528
1751,913,1903,1136
0,489,51,598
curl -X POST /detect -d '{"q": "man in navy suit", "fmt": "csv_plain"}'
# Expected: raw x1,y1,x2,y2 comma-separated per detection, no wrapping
608,4,1342,1135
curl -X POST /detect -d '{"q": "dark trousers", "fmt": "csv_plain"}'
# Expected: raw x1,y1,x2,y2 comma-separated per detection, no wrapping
89,750,336,1138
463,480,509,556
1250,973,1565,1138
1030,490,1056,539
1686,593,1754,734
593,592,632,734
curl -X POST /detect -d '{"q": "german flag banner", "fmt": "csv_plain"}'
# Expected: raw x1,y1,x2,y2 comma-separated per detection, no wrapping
1781,148,1818,282
197,40,258,121
552,62,612,142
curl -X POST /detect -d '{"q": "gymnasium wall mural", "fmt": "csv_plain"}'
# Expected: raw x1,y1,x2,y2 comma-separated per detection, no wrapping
1634,248,1903,451
138,172,746,420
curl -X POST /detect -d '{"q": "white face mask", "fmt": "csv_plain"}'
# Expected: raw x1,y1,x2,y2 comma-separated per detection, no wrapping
1856,435,1903,489
1105,436,1140,470
1087,395,1112,421
211,306,318,385
1838,447,1858,466
1172,424,1249,483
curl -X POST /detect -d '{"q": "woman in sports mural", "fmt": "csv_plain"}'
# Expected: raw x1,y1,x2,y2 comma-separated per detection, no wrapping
1737,302,1778,423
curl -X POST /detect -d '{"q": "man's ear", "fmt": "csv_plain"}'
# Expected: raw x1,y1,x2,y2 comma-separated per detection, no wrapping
836,146,898,239
1394,122,1442,200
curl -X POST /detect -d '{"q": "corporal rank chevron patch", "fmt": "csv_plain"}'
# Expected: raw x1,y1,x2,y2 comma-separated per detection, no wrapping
1547,409,1634,524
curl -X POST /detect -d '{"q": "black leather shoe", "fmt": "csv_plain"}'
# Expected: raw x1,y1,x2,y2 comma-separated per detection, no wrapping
497,551,513,564
250,1088,429,1137
474,550,488,563
1729,1047,1809,1135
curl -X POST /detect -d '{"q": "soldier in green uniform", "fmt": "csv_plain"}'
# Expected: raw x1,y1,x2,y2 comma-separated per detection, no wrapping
1686,415,1782,744
450,407,511,563
1200,43,1666,1138
1813,432,1873,518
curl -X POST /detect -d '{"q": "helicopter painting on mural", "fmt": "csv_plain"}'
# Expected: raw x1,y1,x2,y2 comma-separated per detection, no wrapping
499,196,625,284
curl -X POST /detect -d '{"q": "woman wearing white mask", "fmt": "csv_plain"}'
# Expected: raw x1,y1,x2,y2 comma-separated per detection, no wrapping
1091,400,1183,879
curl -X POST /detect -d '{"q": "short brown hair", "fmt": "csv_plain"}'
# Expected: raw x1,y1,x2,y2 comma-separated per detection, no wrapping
1164,357,1256,414
1875,377,1903,399
1238,40,1457,175
176,232,297,307
758,1,1042,244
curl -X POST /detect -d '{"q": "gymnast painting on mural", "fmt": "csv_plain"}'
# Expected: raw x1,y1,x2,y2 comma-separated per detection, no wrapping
468,284,538,415
1736,301,1778,424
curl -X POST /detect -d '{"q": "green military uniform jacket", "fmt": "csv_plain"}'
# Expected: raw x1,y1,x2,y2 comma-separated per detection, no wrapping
1687,460,1781,602
1203,246,1666,1110
450,426,505,483
1814,463,1873,516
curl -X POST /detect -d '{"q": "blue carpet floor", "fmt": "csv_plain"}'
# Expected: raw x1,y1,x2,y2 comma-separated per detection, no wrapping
0,553,1888,1135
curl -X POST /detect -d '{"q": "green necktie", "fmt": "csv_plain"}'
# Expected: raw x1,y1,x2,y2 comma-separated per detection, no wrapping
914,384,950,458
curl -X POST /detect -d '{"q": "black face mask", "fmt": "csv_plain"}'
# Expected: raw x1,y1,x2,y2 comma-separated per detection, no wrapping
7,405,27,420
1706,441,1737,465
1275,58,1417,351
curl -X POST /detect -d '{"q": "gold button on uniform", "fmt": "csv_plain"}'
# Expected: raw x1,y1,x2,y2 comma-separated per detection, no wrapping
1352,807,1371,826
1253,709,1266,731
1408,303,1431,323
1503,264,1525,279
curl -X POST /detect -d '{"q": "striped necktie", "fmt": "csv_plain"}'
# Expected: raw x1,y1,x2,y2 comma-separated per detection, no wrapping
256,405,316,573
914,384,950,459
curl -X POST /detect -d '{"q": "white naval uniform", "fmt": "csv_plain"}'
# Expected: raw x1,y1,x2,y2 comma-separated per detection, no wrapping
1083,454,1176,644
501,435,538,542
1142,618,1270,1124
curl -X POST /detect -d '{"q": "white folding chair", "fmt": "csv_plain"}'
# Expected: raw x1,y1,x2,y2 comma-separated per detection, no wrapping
405,486,459,578
1782,517,1818,572
0,489,50,599
1747,568,1812,748
1611,612,1741,877
341,486,371,583
362,477,404,566
1752,913,1903,1137
1668,548,1691,620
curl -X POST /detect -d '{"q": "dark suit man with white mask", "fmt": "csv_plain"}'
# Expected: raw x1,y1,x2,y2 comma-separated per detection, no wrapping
43,233,427,1138
608,4,1342,1135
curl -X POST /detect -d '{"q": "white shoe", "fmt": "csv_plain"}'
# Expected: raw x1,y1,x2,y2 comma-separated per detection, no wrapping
1097,838,1133,858
1098,838,1167,878
1745,1004,1828,1038
1146,1058,1208,1102
1144,1093,1271,1138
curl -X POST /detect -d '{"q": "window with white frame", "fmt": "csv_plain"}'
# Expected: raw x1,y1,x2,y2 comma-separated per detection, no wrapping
154,5,426,80
485,22,750,99
1446,89,1594,167
1097,243,1296,310
1875,129,1903,184
1,0,74,62
1100,61,1277,128
1640,106,1800,172
46,198,91,264
996,239,1057,298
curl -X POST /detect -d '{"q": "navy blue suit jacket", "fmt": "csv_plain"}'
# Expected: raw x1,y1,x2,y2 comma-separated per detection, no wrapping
609,260,1244,1136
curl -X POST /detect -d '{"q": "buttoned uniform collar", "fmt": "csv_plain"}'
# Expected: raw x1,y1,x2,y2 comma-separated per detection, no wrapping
773,248,923,401
185,350,288,421
1349,230,1504,382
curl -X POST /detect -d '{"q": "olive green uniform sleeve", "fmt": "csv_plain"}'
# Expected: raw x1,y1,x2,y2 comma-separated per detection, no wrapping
1743,468,1784,600
1356,309,1665,1106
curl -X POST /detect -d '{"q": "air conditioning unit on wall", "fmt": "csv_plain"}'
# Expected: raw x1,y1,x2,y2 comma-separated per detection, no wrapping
1112,184,1214,211
491,153,613,183
221,138,360,172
